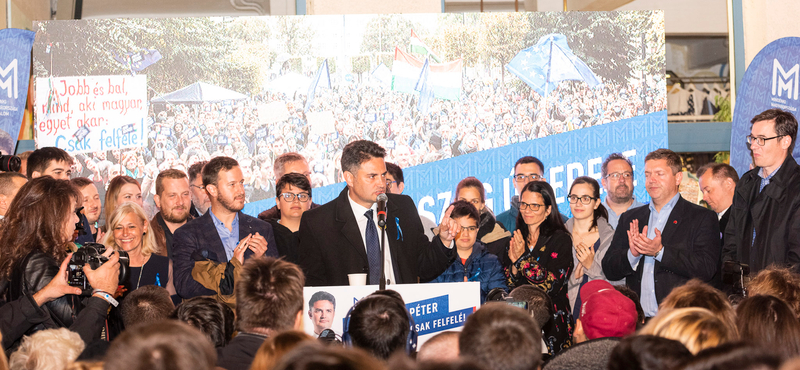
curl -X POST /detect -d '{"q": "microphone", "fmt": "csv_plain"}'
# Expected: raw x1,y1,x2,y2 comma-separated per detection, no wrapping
377,193,388,228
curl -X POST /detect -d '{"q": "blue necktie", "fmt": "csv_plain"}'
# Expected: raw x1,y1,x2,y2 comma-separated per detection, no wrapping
364,209,382,285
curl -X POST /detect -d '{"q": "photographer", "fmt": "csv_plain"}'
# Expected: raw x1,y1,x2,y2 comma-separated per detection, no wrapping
0,177,120,349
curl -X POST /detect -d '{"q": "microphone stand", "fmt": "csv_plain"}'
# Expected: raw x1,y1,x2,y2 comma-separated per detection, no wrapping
378,221,387,291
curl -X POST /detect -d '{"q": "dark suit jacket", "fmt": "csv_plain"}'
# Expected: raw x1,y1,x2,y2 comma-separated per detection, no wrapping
297,187,455,286
602,195,721,304
173,211,277,299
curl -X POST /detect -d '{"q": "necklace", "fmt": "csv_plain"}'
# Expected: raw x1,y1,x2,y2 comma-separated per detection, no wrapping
135,264,144,290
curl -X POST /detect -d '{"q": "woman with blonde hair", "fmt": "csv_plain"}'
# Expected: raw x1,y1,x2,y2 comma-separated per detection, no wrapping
639,307,734,354
103,202,174,296
103,175,142,230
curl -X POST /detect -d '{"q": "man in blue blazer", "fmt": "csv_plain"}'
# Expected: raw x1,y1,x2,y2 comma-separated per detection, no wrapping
173,156,277,299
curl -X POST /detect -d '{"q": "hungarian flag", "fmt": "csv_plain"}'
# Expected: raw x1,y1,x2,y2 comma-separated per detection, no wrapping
391,47,461,101
409,30,441,63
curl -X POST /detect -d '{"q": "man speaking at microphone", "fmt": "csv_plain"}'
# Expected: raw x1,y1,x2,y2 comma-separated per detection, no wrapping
297,140,459,286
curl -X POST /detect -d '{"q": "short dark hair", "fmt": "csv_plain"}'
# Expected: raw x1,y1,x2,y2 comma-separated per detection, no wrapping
602,153,634,178
202,156,239,187
188,161,207,182
385,162,404,184
272,342,386,370
274,152,307,179
0,172,26,196
69,176,93,189
456,177,485,203
347,295,409,360
508,285,554,330
341,140,386,174
449,200,480,223
26,147,72,179
645,149,682,175
173,297,235,348
236,257,305,333
104,320,217,370
615,285,645,328
156,168,188,196
308,291,335,310
276,173,312,197
459,303,542,370
120,285,175,328
516,181,567,239
696,163,739,184
607,335,693,370
751,108,798,153
513,156,544,175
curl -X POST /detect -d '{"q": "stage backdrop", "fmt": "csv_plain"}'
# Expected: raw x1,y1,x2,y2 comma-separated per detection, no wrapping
31,12,666,220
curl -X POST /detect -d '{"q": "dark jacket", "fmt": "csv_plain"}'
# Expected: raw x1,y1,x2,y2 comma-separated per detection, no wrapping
150,211,193,260
477,210,512,261
216,332,268,370
603,196,721,304
257,203,321,223
267,219,300,264
722,155,800,274
432,242,507,303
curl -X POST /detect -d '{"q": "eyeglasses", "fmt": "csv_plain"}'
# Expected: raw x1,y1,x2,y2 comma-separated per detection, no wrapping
279,192,311,203
519,202,544,211
605,172,632,180
513,174,543,183
459,226,479,233
386,180,397,188
190,184,205,190
746,134,785,146
568,195,598,204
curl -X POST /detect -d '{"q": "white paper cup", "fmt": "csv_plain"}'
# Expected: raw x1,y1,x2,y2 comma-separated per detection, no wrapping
348,273,368,286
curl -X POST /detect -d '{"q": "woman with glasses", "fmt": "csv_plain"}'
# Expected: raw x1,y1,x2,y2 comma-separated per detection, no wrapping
262,173,313,264
454,177,512,261
506,181,573,356
565,176,620,320
432,200,507,303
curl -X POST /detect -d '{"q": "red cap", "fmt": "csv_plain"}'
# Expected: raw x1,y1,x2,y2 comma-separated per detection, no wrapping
579,280,637,340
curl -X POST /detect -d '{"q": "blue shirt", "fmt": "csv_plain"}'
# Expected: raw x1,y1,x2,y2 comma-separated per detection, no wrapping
603,197,644,229
209,209,240,261
627,192,680,317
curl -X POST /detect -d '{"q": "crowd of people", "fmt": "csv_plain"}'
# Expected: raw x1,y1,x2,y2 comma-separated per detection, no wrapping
0,107,797,370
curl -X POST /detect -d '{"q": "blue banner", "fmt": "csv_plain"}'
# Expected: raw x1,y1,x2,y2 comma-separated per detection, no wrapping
731,37,800,175
244,110,668,221
0,29,35,155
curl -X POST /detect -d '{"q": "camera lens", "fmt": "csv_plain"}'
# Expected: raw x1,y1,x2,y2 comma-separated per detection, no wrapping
0,155,21,172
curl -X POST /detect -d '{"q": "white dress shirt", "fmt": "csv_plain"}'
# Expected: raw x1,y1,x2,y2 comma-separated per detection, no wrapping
347,191,397,285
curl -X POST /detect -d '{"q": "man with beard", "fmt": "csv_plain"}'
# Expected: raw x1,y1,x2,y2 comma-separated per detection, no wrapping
151,169,194,259
173,157,277,299
70,177,101,241
601,153,644,229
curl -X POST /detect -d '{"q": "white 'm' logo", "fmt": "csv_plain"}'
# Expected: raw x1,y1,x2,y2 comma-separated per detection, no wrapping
773,59,800,100
0,59,17,99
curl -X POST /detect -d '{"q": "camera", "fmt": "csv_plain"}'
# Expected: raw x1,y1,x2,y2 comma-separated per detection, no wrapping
0,155,21,172
722,260,750,297
68,243,130,295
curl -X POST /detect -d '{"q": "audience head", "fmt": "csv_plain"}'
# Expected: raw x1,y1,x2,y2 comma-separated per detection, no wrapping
385,162,404,194
574,280,637,343
696,163,738,214
416,331,459,363
120,285,175,328
512,156,545,194
17,150,32,177
202,156,245,213
644,149,683,207
516,181,567,239
455,177,486,213
747,266,800,316
103,320,217,370
102,202,158,257
173,297,235,348
274,152,311,182
680,341,782,370
568,176,608,231
640,307,734,354
9,328,84,370
250,331,314,370
104,175,142,226
308,290,336,335
272,342,387,370
70,177,101,225
749,109,797,168
187,160,210,214
601,153,635,205
154,169,192,224
236,257,305,334
0,172,27,217
346,294,410,360
459,303,542,370
659,279,738,338
341,140,387,208
736,294,800,359
276,173,313,222
448,200,480,252
0,176,81,280
614,285,646,328
26,147,72,179
607,335,693,370
508,285,554,331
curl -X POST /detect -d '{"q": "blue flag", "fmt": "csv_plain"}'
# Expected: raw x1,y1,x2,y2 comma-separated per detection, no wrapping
305,59,331,111
506,33,601,97
415,58,434,115
0,29,35,155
